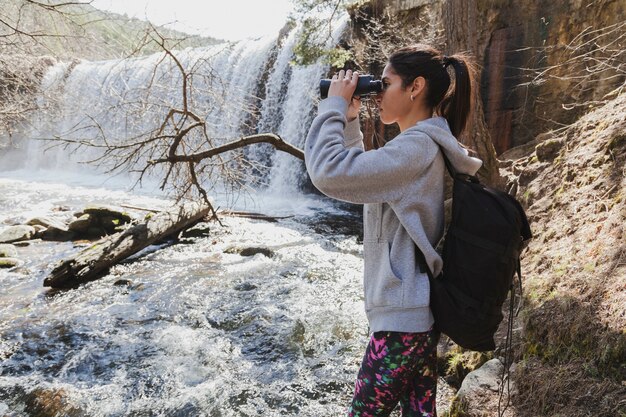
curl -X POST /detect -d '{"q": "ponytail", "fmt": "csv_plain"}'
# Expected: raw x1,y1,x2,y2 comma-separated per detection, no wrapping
437,54,474,138
388,45,476,138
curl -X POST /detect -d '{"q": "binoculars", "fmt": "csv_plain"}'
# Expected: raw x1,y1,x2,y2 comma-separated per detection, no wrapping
319,75,383,99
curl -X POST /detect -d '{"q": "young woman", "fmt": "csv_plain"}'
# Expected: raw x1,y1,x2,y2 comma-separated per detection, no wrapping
304,44,483,416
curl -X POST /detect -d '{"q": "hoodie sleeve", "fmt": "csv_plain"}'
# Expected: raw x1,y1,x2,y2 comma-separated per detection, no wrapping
304,96,439,204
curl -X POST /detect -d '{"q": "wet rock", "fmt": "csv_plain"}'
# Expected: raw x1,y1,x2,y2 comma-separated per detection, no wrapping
234,282,258,291
41,228,75,242
114,279,133,286
14,239,42,247
0,257,20,268
68,213,92,233
239,247,274,258
32,224,47,238
26,216,68,231
100,215,124,233
181,224,211,238
0,225,36,243
24,387,82,417
0,244,17,258
82,205,132,224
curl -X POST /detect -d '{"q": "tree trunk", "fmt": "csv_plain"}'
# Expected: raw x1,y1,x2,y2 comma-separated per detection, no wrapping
444,0,502,187
43,202,210,288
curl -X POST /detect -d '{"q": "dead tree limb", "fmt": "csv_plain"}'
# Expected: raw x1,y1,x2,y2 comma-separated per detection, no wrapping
149,133,305,165
44,202,210,288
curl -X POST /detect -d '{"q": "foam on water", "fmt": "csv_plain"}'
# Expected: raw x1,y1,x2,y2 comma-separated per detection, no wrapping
0,177,367,416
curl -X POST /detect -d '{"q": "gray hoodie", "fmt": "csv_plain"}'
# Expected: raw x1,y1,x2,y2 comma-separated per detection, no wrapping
305,96,482,333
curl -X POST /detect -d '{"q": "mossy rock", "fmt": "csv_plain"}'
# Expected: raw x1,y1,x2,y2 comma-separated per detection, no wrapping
0,244,17,258
83,206,132,224
0,257,20,268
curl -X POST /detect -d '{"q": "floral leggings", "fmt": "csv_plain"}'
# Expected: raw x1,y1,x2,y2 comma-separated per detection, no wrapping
348,329,440,417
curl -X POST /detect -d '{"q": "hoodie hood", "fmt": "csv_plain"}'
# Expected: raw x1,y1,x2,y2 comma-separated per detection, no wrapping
406,116,483,176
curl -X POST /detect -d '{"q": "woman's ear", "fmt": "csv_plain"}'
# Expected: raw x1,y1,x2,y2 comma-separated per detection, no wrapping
411,76,426,97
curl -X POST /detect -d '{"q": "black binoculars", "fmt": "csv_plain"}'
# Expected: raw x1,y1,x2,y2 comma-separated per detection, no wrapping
319,75,383,99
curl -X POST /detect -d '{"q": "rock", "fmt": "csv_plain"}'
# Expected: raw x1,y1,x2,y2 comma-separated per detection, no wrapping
114,279,133,286
0,257,20,268
14,239,42,247
68,214,93,233
99,215,123,233
239,247,274,258
535,138,564,161
82,206,132,224
26,216,68,231
24,388,82,417
0,225,36,243
181,224,211,238
457,358,504,399
41,228,75,242
0,244,17,258
32,224,47,238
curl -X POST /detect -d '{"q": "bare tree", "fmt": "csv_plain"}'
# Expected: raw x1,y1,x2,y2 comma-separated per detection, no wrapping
46,26,304,221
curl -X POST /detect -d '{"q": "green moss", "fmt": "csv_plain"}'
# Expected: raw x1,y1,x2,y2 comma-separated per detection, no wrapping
442,396,470,417
443,345,492,386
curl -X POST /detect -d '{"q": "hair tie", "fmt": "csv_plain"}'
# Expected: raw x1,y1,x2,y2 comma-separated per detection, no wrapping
442,56,452,67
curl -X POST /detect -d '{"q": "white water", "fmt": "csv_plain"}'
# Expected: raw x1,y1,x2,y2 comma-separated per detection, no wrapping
0,13,372,416
0,12,455,416
0,177,367,416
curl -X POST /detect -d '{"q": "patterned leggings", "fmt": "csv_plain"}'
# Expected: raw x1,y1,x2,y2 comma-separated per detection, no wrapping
348,329,440,417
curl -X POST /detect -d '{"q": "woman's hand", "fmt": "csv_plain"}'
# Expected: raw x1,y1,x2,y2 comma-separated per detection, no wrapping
347,96,361,122
328,69,359,105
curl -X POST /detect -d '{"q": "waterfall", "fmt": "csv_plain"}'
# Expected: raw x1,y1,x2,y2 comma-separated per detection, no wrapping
0,15,350,199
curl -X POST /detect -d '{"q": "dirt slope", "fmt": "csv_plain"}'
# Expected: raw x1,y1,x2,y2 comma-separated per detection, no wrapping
501,93,626,416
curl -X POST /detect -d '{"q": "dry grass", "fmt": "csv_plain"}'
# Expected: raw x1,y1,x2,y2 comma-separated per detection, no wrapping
499,92,626,416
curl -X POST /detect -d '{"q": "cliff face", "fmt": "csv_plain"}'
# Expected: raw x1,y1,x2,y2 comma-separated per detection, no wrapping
477,0,625,154
379,0,625,154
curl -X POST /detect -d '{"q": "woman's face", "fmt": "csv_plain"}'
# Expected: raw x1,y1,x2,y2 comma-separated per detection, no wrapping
375,63,412,126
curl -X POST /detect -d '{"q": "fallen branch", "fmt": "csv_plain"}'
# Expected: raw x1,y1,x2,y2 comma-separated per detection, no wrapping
44,202,210,288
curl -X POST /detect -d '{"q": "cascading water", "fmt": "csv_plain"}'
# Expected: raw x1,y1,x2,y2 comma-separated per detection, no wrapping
0,12,397,417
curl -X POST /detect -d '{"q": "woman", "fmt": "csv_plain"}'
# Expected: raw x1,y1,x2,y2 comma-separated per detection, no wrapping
304,44,483,416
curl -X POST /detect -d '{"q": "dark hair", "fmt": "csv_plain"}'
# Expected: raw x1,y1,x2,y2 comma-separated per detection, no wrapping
388,44,475,138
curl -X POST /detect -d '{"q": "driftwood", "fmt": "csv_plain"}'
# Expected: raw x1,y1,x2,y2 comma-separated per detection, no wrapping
44,202,210,288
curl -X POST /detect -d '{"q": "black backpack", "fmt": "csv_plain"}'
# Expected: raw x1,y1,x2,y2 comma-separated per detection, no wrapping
425,153,532,352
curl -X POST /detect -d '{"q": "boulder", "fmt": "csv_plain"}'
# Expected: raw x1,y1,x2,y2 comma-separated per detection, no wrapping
0,244,17,258
0,257,20,268
239,247,274,258
41,228,75,242
0,225,36,243
82,206,132,224
32,225,47,238
457,358,506,399
26,216,68,231
68,214,93,233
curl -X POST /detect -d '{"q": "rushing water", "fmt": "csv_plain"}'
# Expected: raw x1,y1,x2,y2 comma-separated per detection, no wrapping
0,177,368,416
0,13,456,416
